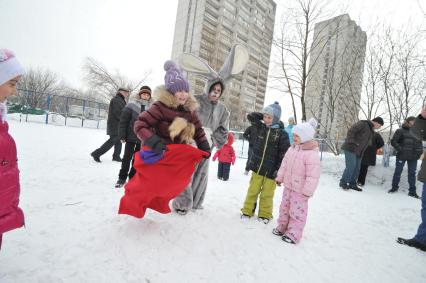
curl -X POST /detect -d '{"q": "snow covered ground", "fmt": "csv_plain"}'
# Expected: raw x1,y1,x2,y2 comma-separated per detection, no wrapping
1,120,425,283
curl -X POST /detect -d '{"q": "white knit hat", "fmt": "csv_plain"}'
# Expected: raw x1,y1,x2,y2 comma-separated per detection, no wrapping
0,49,24,86
293,118,318,143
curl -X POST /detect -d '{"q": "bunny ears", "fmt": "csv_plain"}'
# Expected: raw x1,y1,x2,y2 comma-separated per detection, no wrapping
178,44,249,94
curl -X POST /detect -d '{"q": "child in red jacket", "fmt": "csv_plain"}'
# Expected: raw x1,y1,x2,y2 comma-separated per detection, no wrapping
212,132,236,181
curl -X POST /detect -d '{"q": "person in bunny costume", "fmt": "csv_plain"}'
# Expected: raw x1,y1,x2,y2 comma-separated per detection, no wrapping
273,118,321,244
172,45,249,214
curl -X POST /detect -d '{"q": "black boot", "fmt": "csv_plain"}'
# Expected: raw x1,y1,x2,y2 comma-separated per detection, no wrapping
408,192,420,199
397,237,426,251
115,179,126,188
91,152,101,163
388,187,398,193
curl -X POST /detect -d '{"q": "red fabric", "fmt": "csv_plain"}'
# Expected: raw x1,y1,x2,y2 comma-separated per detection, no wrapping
212,132,236,164
0,121,24,234
118,144,208,218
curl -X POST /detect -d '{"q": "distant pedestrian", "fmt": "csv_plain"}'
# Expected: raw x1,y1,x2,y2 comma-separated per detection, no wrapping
285,116,296,145
212,132,236,181
357,132,384,187
91,88,129,162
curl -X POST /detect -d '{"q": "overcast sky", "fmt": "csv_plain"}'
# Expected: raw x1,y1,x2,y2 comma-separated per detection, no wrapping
1,0,424,118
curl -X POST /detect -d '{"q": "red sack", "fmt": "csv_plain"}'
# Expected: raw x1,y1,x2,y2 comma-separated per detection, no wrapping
118,144,208,218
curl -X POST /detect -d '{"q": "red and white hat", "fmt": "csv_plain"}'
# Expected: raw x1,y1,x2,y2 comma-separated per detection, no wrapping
0,49,24,86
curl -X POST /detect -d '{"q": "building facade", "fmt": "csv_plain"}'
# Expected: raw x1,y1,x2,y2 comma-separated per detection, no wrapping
171,0,276,130
305,14,367,141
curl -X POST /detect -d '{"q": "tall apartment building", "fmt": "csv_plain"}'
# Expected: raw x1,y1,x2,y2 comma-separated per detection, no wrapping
305,14,367,141
171,0,276,130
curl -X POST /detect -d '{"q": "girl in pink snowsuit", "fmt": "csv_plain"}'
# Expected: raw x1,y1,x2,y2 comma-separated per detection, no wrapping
273,118,320,244
0,49,25,250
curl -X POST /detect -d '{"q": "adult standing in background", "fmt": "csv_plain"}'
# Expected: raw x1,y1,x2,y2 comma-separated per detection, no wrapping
389,116,423,198
339,117,384,191
357,132,384,187
91,88,129,163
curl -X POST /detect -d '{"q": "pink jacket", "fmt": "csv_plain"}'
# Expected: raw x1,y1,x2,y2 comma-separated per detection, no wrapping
0,121,24,234
275,140,321,197
212,132,236,164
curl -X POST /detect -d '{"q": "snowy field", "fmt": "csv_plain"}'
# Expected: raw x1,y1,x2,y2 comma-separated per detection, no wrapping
1,119,425,283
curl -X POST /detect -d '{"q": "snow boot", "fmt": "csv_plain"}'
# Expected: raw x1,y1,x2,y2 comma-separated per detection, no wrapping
272,228,284,236
397,237,426,252
115,179,126,188
240,214,251,220
388,187,398,193
176,209,188,215
258,217,271,224
281,235,295,244
408,192,420,199
91,152,101,163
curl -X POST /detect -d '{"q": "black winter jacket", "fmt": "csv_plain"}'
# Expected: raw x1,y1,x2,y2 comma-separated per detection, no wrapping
246,112,290,179
107,93,126,136
118,101,148,143
391,124,423,161
361,132,384,166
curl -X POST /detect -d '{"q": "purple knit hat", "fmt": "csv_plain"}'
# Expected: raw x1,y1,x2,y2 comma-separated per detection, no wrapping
164,60,189,95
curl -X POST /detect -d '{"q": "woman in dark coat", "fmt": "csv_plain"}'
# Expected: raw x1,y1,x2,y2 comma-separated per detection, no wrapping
357,132,384,186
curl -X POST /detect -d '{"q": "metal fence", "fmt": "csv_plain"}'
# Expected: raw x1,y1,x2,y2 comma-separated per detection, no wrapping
7,89,109,129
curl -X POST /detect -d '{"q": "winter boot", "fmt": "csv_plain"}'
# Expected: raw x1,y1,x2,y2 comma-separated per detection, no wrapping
349,184,363,192
240,214,251,220
176,209,188,215
408,192,420,199
282,235,295,244
388,187,398,193
258,217,271,224
272,228,284,236
397,237,426,252
340,183,349,190
115,179,126,188
91,152,101,163
112,157,122,162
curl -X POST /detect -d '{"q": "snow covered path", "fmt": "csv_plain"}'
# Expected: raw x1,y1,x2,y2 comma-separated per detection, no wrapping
1,120,425,283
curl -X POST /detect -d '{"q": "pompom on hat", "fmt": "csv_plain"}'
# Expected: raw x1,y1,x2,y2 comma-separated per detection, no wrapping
0,49,24,86
293,118,318,143
262,101,282,125
164,60,189,95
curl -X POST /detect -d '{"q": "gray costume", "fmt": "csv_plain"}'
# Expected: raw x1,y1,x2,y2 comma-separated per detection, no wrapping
172,45,248,212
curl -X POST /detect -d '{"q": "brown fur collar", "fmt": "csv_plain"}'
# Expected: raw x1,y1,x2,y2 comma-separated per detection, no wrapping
153,85,199,112
169,117,195,144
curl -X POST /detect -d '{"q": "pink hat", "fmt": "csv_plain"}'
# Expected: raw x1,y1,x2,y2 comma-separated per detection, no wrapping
0,49,24,86
293,118,318,143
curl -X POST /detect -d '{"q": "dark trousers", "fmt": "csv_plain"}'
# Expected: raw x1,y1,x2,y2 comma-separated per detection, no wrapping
414,182,426,244
340,150,362,187
92,135,122,159
245,146,253,171
391,158,418,193
118,142,141,181
218,162,231,181
357,164,369,186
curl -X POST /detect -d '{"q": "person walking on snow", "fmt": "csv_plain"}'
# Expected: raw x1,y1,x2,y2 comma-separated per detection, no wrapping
91,87,130,162
273,118,321,244
172,44,249,214
212,132,236,181
397,106,426,252
240,102,290,224
0,49,25,250
115,86,152,188
389,116,423,198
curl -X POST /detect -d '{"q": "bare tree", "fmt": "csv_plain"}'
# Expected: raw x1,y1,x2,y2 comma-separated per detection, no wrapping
270,0,346,123
17,67,64,109
83,57,151,102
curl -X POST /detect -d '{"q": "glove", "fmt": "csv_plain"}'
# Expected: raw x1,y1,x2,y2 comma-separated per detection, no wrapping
145,135,166,154
198,140,211,159
140,150,164,164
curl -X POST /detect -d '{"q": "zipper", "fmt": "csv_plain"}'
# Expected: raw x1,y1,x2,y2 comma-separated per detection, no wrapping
257,128,271,175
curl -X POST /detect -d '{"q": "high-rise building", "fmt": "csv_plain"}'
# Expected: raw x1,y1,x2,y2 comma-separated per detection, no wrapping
171,0,276,130
305,14,367,141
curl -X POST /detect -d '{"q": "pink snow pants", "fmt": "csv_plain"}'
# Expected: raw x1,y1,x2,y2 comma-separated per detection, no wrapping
276,188,309,243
